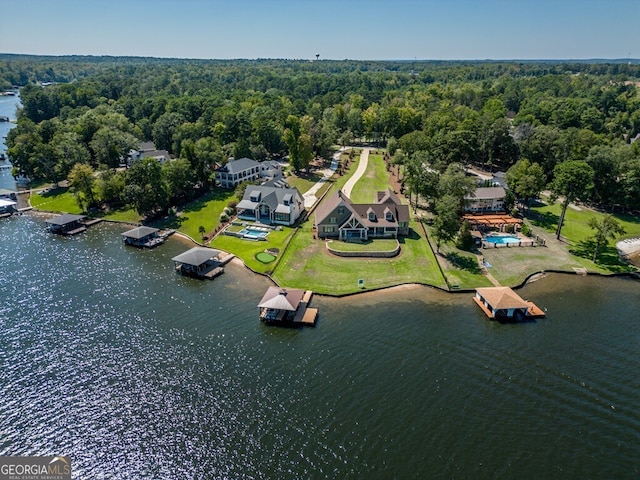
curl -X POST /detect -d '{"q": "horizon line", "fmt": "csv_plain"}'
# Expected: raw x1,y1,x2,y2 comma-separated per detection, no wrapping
1,52,639,64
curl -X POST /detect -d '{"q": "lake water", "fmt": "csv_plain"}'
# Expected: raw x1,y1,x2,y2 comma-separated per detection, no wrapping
1,216,638,479
0,92,20,191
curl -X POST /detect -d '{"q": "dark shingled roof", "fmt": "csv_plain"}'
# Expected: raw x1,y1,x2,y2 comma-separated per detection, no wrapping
122,226,159,239
171,247,221,267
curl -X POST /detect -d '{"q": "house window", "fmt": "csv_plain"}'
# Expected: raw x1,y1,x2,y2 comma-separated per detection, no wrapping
386,212,394,221
325,226,334,233
337,206,345,215
329,217,337,224
369,212,376,221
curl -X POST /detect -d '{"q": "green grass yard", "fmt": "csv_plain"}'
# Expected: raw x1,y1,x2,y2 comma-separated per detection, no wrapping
349,154,391,203
211,226,295,274
272,221,446,295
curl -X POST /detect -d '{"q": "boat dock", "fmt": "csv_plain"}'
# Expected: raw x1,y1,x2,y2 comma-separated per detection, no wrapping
258,287,319,327
292,290,318,326
474,287,545,321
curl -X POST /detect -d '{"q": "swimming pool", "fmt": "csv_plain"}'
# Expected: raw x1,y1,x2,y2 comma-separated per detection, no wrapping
239,227,269,240
484,234,521,245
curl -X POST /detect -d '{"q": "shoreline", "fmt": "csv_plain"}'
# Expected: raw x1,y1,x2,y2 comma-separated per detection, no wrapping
22,208,640,299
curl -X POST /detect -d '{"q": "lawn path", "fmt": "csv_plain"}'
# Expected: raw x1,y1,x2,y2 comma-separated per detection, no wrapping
341,148,369,198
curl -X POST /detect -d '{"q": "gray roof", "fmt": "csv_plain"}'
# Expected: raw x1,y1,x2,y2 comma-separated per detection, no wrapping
468,187,506,200
239,184,303,209
0,188,16,197
122,226,159,239
0,199,17,208
46,214,86,225
171,247,221,266
220,157,259,175
257,287,305,311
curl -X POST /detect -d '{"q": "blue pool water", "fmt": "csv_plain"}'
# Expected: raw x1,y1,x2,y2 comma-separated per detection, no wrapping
239,227,269,239
484,235,521,244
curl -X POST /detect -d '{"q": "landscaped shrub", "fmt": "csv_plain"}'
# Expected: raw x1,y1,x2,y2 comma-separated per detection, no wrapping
521,222,532,237
219,213,229,223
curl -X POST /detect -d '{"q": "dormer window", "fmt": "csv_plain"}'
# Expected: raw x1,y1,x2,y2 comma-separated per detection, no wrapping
367,208,376,221
385,207,394,221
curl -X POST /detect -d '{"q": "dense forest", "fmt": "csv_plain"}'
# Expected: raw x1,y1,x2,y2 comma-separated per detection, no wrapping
3,55,640,214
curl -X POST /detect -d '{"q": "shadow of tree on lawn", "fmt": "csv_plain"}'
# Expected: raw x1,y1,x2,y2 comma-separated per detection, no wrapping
446,252,482,274
569,240,634,272
526,210,559,232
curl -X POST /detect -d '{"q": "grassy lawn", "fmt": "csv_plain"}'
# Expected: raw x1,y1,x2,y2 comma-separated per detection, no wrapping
527,200,640,272
210,226,295,274
349,154,390,203
423,225,494,289
30,188,82,214
285,171,325,193
328,238,398,252
152,189,236,240
102,208,142,223
272,220,446,295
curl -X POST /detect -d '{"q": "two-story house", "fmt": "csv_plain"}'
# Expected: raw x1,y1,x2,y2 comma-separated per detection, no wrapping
465,187,506,213
215,158,261,188
315,189,410,241
236,183,305,226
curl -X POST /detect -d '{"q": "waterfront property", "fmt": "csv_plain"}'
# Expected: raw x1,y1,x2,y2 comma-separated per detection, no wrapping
46,213,88,235
0,198,17,218
236,183,305,226
315,189,410,241
474,286,545,321
127,142,171,167
172,246,225,279
215,157,261,188
465,187,506,213
258,286,318,326
122,226,165,248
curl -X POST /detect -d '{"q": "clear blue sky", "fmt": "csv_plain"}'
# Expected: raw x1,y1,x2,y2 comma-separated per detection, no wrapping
1,0,638,60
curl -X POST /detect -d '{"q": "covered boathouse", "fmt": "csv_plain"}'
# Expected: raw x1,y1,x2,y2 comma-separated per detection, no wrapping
258,286,318,326
474,287,545,321
46,214,88,235
122,226,163,248
0,198,17,218
172,247,224,279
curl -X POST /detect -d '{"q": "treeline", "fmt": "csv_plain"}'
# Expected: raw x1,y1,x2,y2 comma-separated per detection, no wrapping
4,56,640,214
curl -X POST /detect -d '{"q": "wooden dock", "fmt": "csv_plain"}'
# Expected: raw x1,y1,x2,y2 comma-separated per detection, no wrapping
204,266,224,279
292,290,318,326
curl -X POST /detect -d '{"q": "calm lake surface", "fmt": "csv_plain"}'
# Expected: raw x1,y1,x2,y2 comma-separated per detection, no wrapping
1,216,638,479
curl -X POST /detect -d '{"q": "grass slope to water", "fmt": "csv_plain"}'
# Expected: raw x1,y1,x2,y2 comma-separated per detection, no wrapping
153,189,236,240
272,221,446,295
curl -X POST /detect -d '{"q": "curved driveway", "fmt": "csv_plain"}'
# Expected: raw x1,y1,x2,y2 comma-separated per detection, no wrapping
341,147,370,198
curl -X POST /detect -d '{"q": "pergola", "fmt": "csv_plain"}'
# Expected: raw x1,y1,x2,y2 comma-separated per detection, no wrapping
463,214,522,231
